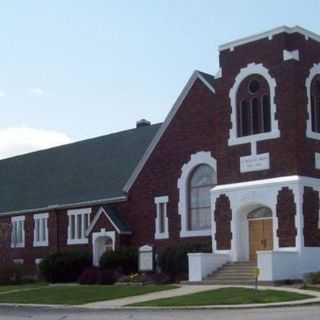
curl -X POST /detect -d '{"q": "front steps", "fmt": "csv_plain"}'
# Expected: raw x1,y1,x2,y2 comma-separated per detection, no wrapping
203,261,257,285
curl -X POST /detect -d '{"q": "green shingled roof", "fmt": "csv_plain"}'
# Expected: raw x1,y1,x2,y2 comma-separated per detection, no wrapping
0,123,161,214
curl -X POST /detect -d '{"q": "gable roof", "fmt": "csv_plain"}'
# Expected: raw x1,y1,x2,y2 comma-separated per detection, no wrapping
86,206,132,235
123,70,215,193
0,123,161,215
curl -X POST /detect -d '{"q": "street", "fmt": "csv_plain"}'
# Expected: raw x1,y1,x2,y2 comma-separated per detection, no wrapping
0,305,319,320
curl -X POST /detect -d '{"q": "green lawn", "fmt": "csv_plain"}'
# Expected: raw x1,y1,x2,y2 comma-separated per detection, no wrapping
130,287,312,307
0,283,47,294
0,285,177,305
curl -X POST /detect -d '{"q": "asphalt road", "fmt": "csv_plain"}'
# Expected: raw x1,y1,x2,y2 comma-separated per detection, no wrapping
0,305,319,320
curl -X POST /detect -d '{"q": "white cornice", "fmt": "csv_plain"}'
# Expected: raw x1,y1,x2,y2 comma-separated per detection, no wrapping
219,25,320,52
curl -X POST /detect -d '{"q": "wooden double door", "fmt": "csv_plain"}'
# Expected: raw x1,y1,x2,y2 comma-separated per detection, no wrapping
249,218,273,261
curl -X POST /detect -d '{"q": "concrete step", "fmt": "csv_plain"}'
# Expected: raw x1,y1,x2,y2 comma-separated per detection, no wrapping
219,267,256,271
203,261,258,285
203,280,257,285
209,274,256,280
214,269,255,274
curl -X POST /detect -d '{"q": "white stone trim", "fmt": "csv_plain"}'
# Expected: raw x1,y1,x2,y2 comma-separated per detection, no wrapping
67,208,91,245
13,259,24,264
154,196,169,240
306,63,320,140
228,63,280,153
211,175,314,261
11,216,25,248
219,25,320,52
123,71,215,194
178,151,217,238
33,212,49,247
283,49,300,61
92,229,115,266
86,207,132,236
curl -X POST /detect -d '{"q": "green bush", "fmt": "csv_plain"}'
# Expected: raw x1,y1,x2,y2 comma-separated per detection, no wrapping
305,271,320,284
158,242,211,279
39,251,91,283
0,263,23,285
99,247,138,275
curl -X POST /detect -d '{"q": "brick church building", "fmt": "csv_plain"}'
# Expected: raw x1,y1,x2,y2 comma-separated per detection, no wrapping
1,26,320,282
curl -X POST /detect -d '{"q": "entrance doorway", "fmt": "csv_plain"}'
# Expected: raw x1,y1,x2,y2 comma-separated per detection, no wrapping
92,230,115,266
248,207,273,261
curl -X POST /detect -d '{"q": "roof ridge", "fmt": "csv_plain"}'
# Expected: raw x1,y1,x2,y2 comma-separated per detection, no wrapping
0,122,162,162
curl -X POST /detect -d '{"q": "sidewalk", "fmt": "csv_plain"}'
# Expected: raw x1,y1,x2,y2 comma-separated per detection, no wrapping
81,285,320,309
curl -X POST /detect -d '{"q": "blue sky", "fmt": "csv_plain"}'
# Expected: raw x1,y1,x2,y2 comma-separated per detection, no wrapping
0,1,319,158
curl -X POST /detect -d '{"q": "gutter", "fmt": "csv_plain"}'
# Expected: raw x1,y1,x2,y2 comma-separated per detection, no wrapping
0,195,128,217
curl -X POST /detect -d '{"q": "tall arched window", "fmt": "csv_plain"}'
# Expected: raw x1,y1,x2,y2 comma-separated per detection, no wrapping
237,74,271,137
188,164,215,231
311,75,320,133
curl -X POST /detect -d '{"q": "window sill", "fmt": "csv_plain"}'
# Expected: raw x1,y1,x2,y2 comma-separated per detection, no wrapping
155,232,169,240
228,129,280,146
33,241,49,247
67,238,89,245
180,229,211,238
11,243,25,248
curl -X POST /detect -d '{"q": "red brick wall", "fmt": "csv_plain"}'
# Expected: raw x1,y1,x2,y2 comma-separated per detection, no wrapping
214,194,232,250
303,186,320,246
276,187,297,247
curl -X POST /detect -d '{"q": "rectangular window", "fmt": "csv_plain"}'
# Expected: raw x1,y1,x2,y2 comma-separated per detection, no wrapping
240,100,251,136
33,213,49,247
154,196,169,240
67,208,91,245
11,216,25,248
262,95,271,132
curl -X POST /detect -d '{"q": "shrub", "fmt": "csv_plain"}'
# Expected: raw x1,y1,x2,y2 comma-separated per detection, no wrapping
100,247,138,275
158,242,211,280
305,271,320,284
39,251,91,283
78,267,116,285
0,263,23,285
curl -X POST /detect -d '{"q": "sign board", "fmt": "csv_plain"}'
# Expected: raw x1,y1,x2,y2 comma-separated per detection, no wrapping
139,245,153,272
240,153,270,173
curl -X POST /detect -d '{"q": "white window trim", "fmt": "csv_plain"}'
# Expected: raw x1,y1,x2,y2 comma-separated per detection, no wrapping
154,196,169,240
67,208,91,245
306,63,320,140
13,259,24,264
228,63,280,154
11,216,25,248
33,213,49,247
177,151,217,238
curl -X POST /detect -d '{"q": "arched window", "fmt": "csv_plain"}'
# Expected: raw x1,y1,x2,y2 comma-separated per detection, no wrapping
237,74,271,137
188,164,215,231
311,75,320,133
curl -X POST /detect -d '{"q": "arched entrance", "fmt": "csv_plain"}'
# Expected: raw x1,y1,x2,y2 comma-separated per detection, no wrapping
247,207,273,261
92,230,115,266
236,204,273,262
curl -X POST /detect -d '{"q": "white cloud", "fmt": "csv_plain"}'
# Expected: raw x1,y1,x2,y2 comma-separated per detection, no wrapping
0,127,73,160
27,88,45,96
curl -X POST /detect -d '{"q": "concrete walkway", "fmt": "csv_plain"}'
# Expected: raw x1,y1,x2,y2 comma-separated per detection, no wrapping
81,285,320,309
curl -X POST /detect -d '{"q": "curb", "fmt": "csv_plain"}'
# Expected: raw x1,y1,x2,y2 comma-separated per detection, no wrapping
0,297,319,311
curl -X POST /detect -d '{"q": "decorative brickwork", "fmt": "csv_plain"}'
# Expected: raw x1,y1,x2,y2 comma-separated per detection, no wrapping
303,187,320,246
214,194,232,250
276,187,297,247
